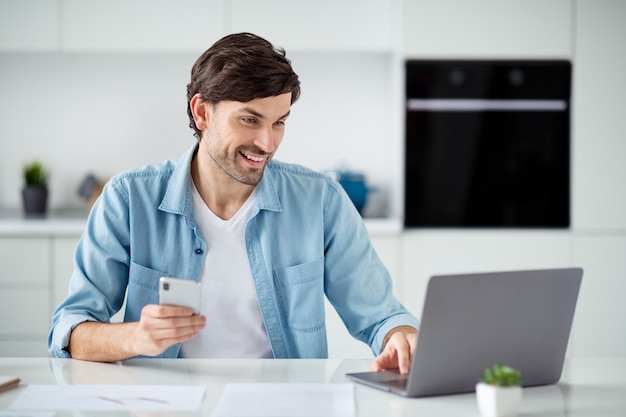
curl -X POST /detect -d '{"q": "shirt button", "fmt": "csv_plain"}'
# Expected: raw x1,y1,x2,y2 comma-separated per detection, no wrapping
195,248,203,255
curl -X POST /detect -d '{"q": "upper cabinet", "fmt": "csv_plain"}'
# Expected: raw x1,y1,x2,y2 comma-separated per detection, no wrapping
61,0,224,52
228,0,397,52
1,1,574,56
1,0,396,53
571,0,626,230
0,0,59,51
402,0,572,58
0,0,225,52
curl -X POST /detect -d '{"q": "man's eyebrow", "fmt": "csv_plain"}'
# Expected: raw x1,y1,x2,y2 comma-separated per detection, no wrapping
240,107,291,120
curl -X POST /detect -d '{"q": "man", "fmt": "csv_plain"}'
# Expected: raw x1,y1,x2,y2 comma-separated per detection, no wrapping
48,33,419,374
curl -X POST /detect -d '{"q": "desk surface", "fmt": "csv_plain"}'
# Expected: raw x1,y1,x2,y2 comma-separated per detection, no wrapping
1,357,625,416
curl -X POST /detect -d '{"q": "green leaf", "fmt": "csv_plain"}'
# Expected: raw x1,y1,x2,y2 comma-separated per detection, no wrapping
23,161,49,187
479,363,522,386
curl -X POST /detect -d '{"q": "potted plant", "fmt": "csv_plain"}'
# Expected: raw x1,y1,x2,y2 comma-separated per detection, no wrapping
476,363,523,417
22,161,49,217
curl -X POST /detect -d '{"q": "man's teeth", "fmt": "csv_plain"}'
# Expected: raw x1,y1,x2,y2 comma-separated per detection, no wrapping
242,153,265,162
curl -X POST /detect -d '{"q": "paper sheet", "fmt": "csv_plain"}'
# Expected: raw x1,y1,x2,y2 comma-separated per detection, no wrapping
213,383,355,417
8,384,205,411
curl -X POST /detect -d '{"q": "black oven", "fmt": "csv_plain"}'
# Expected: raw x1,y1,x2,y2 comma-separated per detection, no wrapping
404,60,571,228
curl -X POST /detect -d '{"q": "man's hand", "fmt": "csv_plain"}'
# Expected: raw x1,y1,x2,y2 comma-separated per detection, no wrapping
369,326,418,375
68,304,206,362
128,304,207,357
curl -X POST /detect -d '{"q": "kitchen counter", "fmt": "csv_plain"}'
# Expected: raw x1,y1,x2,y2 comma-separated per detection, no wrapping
0,208,89,237
0,208,402,237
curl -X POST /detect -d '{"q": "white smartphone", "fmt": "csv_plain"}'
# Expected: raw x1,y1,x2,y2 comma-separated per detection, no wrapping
158,277,202,315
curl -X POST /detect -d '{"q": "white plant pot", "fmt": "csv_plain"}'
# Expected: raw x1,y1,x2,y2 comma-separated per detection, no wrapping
476,382,523,417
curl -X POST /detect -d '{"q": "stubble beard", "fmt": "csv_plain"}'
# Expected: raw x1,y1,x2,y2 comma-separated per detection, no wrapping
204,119,271,186
207,144,268,186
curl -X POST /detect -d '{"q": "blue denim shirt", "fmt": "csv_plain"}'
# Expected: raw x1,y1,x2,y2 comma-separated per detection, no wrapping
48,144,419,359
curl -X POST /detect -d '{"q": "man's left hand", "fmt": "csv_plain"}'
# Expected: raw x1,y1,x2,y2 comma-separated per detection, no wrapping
370,326,418,375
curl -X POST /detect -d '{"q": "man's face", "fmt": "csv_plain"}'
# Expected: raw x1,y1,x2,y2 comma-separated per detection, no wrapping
201,93,292,185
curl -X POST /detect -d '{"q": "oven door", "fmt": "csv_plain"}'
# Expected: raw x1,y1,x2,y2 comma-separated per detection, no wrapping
404,60,571,228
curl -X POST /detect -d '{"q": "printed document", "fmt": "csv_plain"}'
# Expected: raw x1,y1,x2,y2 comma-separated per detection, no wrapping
9,384,205,411
213,383,355,417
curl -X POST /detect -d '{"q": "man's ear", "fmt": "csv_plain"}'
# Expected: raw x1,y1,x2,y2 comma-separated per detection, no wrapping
190,93,210,131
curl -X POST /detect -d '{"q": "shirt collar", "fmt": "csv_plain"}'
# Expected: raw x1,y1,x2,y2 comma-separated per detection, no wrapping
159,143,283,219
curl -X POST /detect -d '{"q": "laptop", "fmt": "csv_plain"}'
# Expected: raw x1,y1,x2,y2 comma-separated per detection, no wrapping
346,267,583,397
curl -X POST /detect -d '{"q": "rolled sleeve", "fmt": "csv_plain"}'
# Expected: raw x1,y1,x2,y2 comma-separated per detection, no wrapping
48,314,93,358
370,313,421,355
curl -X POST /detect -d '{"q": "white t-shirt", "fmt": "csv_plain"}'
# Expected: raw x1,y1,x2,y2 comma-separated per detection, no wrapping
179,184,273,358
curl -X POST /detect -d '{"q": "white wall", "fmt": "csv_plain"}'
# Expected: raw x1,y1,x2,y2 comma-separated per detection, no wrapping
0,53,195,208
0,52,398,216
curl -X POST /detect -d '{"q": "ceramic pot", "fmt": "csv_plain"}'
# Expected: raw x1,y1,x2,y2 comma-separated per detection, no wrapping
476,382,522,417
334,171,369,213
22,186,48,217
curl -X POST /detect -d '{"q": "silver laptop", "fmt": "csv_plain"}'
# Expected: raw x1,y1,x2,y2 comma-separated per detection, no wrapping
346,267,583,397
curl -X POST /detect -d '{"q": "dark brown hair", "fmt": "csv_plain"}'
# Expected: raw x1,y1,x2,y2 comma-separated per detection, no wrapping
186,32,301,139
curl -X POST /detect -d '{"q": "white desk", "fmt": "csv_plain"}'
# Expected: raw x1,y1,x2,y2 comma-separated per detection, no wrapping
1,357,625,416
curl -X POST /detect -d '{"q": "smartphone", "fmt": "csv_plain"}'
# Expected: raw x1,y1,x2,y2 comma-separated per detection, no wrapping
158,277,202,315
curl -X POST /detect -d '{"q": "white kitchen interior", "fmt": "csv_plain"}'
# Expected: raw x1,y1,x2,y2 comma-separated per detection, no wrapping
0,0,624,360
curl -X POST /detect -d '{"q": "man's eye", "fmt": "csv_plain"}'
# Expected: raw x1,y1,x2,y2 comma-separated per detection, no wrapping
242,117,256,124
274,120,286,127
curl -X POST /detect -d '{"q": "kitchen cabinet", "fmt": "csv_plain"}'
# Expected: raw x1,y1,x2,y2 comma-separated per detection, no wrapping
399,231,572,323
0,234,108,357
0,237,51,356
228,0,397,52
571,0,626,230
61,0,224,52
2,0,396,53
570,235,626,357
0,0,59,51
402,0,572,58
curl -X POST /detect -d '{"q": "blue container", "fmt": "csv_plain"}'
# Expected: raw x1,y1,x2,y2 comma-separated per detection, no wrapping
336,171,369,213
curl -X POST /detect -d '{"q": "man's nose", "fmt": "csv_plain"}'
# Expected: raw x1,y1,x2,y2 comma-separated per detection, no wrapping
254,126,276,154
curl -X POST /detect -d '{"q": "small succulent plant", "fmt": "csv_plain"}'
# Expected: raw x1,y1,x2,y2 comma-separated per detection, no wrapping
23,161,49,187
479,363,522,387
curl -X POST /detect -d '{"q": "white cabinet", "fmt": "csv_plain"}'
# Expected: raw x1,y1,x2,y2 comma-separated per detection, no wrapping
0,238,51,356
61,0,224,52
0,0,225,52
567,1,626,357
2,0,577,55
570,235,626,357
0,236,82,357
402,0,572,58
0,0,59,51
400,231,573,321
571,0,626,230
229,0,396,52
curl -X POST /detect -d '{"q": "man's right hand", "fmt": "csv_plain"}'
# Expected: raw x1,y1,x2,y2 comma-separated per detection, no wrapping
130,304,207,356
68,304,206,362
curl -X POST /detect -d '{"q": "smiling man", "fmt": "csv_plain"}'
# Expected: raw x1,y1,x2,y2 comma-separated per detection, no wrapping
49,33,419,374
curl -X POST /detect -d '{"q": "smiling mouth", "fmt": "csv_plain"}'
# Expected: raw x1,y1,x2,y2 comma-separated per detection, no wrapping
240,151,267,163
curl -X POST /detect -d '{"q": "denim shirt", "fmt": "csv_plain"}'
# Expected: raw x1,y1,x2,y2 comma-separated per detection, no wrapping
48,144,419,359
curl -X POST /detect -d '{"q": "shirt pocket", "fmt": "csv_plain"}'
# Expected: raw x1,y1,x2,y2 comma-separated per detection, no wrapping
273,258,325,333
125,262,171,321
